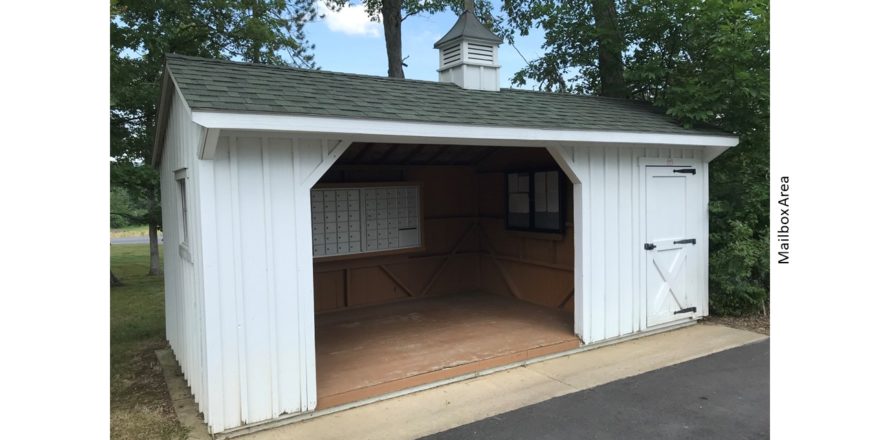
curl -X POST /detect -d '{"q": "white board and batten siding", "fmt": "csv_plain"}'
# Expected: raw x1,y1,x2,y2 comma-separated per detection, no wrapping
161,86,348,432
201,133,347,432
548,144,710,344
159,89,209,417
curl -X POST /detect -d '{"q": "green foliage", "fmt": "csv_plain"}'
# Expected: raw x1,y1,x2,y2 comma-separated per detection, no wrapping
502,1,613,93
110,186,147,228
110,0,320,233
325,0,495,24
502,0,770,315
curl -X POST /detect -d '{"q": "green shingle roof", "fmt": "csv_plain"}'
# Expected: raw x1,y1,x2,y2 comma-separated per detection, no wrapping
165,54,730,137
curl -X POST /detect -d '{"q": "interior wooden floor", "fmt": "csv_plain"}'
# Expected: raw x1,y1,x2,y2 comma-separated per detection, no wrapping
315,292,580,409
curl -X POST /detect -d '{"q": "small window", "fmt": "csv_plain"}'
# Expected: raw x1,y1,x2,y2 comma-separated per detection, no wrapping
506,170,564,233
175,171,189,245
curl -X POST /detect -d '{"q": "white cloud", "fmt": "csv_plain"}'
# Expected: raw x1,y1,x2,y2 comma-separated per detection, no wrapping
317,2,381,37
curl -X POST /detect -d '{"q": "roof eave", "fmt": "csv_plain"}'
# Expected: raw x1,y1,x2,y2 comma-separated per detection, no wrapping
189,110,739,152
151,66,175,168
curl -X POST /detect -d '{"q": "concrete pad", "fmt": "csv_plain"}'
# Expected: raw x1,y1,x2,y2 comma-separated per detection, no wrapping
528,324,766,390
249,368,573,440
232,324,766,440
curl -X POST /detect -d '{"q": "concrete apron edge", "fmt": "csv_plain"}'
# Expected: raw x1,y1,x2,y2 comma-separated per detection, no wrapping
155,348,213,440
215,320,758,439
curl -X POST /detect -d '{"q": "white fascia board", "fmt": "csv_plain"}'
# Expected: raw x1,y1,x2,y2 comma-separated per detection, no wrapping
191,111,739,151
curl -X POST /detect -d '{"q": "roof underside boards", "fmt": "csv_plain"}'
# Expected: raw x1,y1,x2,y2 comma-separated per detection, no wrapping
433,10,503,47
164,54,732,138
337,143,500,166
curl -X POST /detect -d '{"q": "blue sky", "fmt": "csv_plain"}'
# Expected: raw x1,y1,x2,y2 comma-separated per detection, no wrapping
306,2,545,89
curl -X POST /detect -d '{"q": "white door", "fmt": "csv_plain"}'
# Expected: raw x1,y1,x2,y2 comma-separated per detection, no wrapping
644,165,701,327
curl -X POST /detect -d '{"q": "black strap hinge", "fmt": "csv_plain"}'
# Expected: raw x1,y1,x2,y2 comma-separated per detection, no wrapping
673,238,697,245
673,168,696,175
675,306,697,315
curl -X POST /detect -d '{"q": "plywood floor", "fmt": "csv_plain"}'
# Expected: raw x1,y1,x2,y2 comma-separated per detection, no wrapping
315,293,580,409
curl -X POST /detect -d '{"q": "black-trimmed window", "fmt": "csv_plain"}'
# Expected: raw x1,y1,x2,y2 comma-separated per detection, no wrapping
505,170,564,233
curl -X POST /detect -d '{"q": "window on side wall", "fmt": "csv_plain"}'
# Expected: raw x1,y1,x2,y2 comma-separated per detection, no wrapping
505,170,564,233
175,169,189,246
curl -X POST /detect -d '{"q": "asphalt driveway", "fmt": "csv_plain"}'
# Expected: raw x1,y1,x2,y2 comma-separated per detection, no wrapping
422,338,769,440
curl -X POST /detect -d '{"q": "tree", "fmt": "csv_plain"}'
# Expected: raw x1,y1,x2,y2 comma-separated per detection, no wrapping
111,0,319,276
591,0,626,98
110,186,145,228
326,0,496,78
502,1,622,94
502,0,770,315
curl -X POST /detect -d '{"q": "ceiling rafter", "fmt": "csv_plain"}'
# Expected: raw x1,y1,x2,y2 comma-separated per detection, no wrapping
425,145,452,164
374,143,400,163
400,144,427,164
349,142,373,163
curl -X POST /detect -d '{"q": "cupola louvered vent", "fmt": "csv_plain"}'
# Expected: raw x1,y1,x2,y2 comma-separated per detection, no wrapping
434,9,502,91
441,45,462,68
466,43,495,64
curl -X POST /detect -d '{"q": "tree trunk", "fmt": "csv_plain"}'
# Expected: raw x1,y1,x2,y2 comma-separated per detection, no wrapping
381,0,405,78
591,0,627,98
111,271,123,287
247,3,264,63
148,222,161,276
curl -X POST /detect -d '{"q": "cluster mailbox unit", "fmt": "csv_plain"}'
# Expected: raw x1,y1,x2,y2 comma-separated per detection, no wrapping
311,185,421,258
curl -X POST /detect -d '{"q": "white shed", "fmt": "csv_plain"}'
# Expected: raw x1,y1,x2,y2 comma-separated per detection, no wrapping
153,10,737,436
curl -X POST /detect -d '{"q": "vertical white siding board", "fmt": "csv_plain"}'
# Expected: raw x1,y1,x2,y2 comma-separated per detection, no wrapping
618,147,634,335
546,145,588,342
235,137,273,422
294,138,324,410
578,146,592,344
211,139,243,429
702,154,711,317
603,146,620,338
259,138,282,418
266,138,303,415
160,153,177,358
228,139,250,423
637,151,649,330
189,121,211,422
632,147,641,332
572,182,587,341
196,152,225,430
588,147,605,343
161,97,178,367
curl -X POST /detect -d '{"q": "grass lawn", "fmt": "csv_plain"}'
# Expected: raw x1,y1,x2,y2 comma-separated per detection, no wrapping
111,244,188,440
111,225,150,239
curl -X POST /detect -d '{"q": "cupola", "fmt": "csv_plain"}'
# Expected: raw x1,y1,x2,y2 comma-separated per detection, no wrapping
433,1,502,91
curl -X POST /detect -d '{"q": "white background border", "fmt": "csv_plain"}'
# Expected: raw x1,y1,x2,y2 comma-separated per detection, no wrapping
2,1,880,437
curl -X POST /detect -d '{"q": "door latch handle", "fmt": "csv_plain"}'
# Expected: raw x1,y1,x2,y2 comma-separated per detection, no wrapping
644,243,657,250
673,238,697,245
